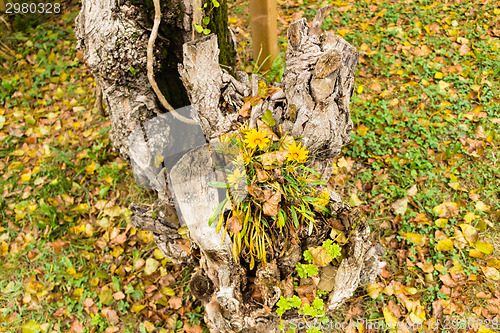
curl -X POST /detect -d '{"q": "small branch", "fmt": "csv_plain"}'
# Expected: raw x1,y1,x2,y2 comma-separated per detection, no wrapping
148,0,198,125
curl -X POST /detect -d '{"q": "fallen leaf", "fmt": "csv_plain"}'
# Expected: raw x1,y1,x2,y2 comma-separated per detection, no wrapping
432,202,459,218
481,266,500,281
459,223,478,245
144,258,160,275
417,261,434,273
399,232,425,247
227,216,242,234
475,241,493,255
439,274,457,288
263,191,281,217
383,306,398,329
392,197,409,216
436,239,454,252
366,283,382,299
168,296,183,310
308,246,333,267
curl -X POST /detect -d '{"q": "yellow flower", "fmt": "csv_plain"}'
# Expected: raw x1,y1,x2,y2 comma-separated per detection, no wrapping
287,142,309,163
226,168,246,186
244,129,270,150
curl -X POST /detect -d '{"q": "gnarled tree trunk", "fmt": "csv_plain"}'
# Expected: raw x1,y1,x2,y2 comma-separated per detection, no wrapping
76,3,385,332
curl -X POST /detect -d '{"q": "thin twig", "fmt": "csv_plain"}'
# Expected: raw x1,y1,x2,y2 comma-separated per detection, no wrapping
148,0,197,125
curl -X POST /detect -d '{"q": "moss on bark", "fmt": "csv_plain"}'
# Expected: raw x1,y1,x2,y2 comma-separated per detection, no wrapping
207,0,235,69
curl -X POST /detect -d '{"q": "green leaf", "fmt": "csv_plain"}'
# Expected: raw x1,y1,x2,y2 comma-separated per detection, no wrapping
291,207,298,227
212,0,220,7
194,24,203,33
311,297,324,310
288,295,302,308
207,181,229,188
261,109,276,127
208,198,228,226
303,250,313,263
203,28,211,35
202,17,210,25
295,263,318,278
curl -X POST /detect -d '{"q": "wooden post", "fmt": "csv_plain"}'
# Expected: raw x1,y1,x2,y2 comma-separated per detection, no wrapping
249,0,279,71
0,0,6,12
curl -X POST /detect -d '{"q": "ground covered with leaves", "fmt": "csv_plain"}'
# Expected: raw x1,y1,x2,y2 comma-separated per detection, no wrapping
0,0,499,332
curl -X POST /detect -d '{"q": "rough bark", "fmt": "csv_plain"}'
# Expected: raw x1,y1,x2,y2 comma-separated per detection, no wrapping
75,0,234,158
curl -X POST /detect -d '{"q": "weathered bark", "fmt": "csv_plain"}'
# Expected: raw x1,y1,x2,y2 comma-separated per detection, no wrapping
75,0,234,158
78,3,385,332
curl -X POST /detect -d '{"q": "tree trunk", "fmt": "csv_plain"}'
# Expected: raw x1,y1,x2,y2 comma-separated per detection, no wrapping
77,3,385,332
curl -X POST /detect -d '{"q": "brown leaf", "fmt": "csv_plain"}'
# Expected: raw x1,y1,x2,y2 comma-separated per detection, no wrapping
295,283,316,304
112,291,125,300
255,168,269,182
189,325,205,333
417,261,434,273
110,232,127,246
388,300,401,318
102,308,119,325
238,96,262,117
259,151,288,169
488,298,500,314
263,191,281,217
168,296,183,310
68,318,84,333
280,276,295,299
439,274,457,288
83,297,94,311
459,44,470,56
227,216,242,234
246,184,264,201
476,291,492,299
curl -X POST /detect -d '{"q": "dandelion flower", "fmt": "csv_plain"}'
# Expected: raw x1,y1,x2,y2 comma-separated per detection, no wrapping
244,129,270,150
287,142,309,163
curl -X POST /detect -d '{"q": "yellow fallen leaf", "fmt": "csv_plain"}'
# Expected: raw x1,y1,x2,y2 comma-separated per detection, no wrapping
349,192,363,207
366,283,382,299
144,258,160,275
383,306,398,329
464,212,480,223
475,200,491,212
399,232,425,247
436,239,454,251
481,266,500,281
143,321,156,332
434,218,448,228
459,223,478,245
469,248,484,258
85,161,97,175
71,203,90,214
478,328,495,333
432,202,459,218
336,29,349,37
131,304,146,313
475,241,493,255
